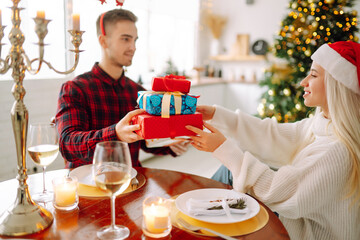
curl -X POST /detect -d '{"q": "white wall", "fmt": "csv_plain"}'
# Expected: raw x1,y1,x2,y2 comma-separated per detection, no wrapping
198,0,289,64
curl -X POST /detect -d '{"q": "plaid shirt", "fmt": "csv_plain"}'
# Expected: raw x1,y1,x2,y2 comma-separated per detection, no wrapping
56,63,175,168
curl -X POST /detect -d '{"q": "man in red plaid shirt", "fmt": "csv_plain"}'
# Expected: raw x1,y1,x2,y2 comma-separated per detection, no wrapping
56,9,187,168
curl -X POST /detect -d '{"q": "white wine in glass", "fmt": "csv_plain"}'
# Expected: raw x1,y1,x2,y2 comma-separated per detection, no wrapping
28,123,59,203
95,166,131,195
93,141,132,240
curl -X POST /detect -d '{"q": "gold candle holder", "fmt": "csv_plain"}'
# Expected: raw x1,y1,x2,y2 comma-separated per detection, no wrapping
69,30,85,50
0,25,8,71
0,25,5,57
34,18,51,41
0,0,83,237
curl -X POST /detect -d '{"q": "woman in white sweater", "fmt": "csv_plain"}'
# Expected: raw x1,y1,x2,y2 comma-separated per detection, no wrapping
186,41,360,240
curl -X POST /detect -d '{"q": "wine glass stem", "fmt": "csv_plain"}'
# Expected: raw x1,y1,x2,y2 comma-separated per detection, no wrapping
42,166,46,193
111,195,116,229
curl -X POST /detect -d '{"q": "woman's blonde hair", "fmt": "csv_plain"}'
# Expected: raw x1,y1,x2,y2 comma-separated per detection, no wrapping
325,72,360,204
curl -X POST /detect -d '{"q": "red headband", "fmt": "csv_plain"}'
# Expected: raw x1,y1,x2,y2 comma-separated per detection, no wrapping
100,13,106,36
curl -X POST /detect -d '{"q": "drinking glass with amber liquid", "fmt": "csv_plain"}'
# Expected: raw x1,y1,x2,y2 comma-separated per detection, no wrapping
93,141,132,240
28,123,59,202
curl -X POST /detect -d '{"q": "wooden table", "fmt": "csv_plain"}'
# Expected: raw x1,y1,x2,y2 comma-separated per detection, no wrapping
0,167,289,239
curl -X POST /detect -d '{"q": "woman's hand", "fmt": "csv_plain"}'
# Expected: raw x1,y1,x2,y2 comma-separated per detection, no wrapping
186,122,226,152
196,105,215,121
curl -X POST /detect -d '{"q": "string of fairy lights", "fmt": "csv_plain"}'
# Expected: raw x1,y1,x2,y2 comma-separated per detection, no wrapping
279,0,357,61
258,0,358,123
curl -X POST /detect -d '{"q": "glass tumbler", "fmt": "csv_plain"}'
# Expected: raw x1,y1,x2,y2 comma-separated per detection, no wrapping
52,176,79,211
142,196,172,238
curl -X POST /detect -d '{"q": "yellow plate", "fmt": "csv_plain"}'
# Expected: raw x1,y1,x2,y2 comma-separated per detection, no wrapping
78,173,146,197
171,198,269,237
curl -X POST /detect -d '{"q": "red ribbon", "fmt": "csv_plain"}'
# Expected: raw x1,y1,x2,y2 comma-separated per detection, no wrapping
159,74,190,93
164,74,186,80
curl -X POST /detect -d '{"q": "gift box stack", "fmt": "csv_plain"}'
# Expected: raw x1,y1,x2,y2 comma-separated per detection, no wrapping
132,74,203,139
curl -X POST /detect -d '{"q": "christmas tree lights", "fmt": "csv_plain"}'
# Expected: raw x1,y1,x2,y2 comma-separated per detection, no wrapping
259,0,358,122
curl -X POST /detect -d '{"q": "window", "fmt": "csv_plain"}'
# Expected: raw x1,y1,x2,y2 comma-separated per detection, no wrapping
0,0,199,83
72,0,199,84
0,0,67,80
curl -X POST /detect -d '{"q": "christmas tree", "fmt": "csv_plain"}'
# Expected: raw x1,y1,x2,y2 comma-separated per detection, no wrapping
162,58,179,76
258,0,358,123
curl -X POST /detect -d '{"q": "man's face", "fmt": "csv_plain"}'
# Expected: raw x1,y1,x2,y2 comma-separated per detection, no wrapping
104,20,138,68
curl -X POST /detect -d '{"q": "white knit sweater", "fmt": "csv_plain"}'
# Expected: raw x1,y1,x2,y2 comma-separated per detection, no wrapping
210,106,360,240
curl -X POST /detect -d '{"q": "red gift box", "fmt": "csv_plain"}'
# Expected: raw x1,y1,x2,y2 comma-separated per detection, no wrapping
151,74,191,94
132,112,203,139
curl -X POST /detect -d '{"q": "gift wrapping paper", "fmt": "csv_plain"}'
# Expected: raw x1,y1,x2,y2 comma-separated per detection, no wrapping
137,91,198,117
132,112,203,139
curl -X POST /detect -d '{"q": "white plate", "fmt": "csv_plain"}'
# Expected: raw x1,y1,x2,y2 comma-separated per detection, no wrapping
69,164,137,187
175,188,260,224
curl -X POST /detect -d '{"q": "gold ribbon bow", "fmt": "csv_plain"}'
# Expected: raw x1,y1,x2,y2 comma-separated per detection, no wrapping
137,91,183,118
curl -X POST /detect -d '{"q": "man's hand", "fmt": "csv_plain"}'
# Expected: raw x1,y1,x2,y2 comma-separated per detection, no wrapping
115,109,145,143
169,141,190,156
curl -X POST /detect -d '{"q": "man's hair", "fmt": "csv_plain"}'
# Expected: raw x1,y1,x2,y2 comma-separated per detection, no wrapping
96,9,138,37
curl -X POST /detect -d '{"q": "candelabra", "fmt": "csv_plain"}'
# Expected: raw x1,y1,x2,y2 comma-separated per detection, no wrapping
0,0,83,236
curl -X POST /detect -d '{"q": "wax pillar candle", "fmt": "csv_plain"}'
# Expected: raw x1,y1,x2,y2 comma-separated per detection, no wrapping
144,204,169,233
72,14,80,31
36,11,45,19
55,183,77,206
53,176,78,210
142,196,172,238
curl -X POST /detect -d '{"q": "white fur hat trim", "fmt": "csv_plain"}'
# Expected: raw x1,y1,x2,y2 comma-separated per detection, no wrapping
311,44,360,95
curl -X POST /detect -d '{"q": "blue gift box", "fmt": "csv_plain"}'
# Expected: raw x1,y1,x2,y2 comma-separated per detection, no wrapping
137,91,198,117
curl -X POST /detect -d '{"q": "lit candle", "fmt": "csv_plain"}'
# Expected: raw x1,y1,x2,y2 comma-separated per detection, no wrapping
144,204,170,234
36,10,45,19
55,183,77,206
72,14,80,31
53,176,78,210
142,196,172,238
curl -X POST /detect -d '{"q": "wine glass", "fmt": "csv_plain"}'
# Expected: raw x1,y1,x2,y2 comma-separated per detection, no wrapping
27,123,59,203
93,141,132,240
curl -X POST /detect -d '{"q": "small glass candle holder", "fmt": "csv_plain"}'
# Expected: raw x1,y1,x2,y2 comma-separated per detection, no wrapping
52,176,79,211
142,196,172,238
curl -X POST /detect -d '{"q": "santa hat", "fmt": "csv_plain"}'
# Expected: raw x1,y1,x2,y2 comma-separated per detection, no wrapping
311,41,360,95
